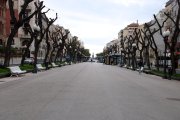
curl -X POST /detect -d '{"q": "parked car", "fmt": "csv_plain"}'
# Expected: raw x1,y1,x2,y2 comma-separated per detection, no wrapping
24,58,34,64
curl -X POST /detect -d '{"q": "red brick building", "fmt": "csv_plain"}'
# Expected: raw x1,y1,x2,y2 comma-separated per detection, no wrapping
0,0,7,46
6,0,19,44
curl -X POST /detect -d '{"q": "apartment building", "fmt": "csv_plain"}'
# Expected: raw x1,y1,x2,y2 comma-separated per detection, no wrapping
165,0,180,68
6,0,18,47
5,0,40,58
0,0,7,46
104,39,120,65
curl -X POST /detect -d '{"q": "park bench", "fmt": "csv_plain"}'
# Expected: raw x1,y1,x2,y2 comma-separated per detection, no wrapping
8,66,26,77
142,65,151,74
51,62,59,67
36,64,46,71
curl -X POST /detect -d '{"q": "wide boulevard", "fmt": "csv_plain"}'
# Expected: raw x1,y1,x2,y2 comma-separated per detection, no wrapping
0,62,180,120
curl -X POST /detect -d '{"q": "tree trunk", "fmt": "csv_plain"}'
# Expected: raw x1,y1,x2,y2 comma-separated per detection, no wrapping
146,46,151,69
21,35,34,65
49,47,56,63
33,38,39,73
44,43,50,63
4,28,18,67
128,53,130,67
54,49,60,62
155,51,159,71
44,33,51,65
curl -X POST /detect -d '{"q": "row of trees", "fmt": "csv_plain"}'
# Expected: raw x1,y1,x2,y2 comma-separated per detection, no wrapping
4,0,90,69
103,0,180,74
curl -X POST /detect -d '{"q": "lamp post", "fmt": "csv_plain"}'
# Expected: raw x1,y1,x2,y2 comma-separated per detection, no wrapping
75,48,77,63
57,40,62,62
109,51,111,65
120,48,123,66
69,45,72,62
113,50,116,65
162,29,170,79
132,43,136,70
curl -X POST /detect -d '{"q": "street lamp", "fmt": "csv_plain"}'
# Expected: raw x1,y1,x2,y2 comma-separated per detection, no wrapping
120,48,123,66
57,40,62,62
132,43,136,70
33,24,40,33
69,45,72,62
109,51,112,65
58,40,62,45
113,50,116,65
75,48,77,63
162,29,170,79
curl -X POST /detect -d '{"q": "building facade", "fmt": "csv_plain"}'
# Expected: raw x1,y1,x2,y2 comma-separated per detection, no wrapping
0,0,6,46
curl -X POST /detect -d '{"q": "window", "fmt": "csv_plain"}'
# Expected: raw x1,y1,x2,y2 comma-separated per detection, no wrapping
0,22,3,35
23,11,29,19
0,39,3,45
0,8,2,17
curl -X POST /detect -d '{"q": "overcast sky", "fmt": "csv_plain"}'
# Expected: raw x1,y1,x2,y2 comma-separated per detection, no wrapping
43,0,168,55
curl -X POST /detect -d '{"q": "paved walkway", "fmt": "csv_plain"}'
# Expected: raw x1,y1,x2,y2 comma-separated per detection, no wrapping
0,63,180,120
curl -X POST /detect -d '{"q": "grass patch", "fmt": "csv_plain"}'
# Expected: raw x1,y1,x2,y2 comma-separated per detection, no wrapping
150,69,180,80
0,67,10,73
0,67,10,77
150,70,164,76
20,64,34,71
173,74,180,77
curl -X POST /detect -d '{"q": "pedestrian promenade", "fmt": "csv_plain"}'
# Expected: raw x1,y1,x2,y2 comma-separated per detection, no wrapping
1,62,180,120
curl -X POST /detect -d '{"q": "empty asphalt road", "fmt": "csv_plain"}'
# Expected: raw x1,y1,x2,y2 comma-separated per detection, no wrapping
0,62,180,120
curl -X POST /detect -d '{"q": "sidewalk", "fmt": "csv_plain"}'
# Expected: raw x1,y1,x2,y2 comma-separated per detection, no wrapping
0,73,33,85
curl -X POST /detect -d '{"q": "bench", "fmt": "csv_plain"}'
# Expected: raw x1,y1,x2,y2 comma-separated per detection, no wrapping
51,62,59,67
8,66,26,77
36,64,46,71
143,68,151,74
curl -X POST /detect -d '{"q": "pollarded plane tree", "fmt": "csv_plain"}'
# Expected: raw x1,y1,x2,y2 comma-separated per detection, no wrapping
54,28,70,62
4,0,44,67
124,35,136,67
33,2,57,73
133,28,144,62
130,31,139,69
120,36,127,65
67,36,79,62
48,28,60,63
154,0,180,73
43,15,59,65
21,5,49,65
142,22,160,70
124,36,131,66
20,22,34,65
138,28,151,69
103,47,109,64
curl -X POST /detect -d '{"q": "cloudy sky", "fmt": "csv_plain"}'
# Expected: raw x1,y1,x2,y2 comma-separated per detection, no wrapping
43,0,168,55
